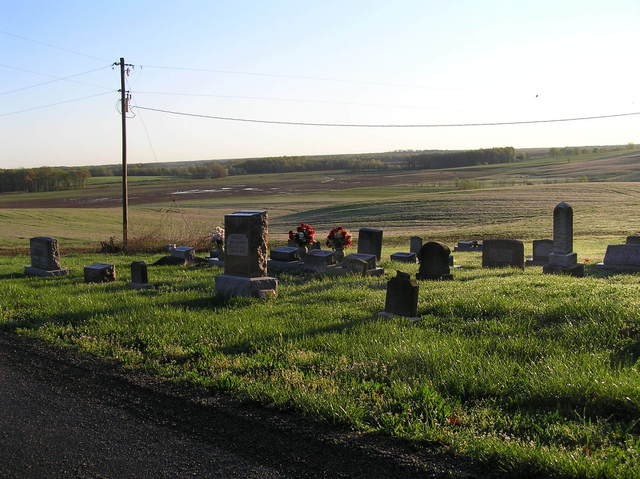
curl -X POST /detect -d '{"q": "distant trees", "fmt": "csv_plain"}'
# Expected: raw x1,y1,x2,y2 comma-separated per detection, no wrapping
0,167,90,193
405,147,515,170
91,161,227,179
230,156,386,175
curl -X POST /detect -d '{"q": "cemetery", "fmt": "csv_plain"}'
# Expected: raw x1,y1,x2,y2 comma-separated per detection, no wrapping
2,198,640,479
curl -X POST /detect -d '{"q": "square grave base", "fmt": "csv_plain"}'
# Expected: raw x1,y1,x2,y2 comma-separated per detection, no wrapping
543,263,584,277
378,311,420,321
24,266,69,277
215,274,278,299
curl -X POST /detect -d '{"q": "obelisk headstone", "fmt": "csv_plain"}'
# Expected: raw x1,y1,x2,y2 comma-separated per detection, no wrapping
543,202,584,277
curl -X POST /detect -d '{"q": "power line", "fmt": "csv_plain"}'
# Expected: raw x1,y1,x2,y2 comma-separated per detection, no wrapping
0,91,115,118
0,29,107,62
0,65,112,95
133,105,640,128
0,63,112,91
139,64,441,90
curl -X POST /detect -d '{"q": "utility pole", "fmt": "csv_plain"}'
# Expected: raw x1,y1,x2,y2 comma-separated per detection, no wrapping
114,57,133,250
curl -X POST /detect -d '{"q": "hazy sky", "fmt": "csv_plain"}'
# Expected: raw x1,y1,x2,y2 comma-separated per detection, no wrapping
2,0,639,168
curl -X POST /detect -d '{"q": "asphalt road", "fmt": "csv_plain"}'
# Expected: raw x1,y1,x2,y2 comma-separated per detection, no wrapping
0,332,484,478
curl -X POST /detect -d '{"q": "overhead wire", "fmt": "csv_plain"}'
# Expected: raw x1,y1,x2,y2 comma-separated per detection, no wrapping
0,29,108,62
132,105,640,128
0,64,112,95
0,91,115,118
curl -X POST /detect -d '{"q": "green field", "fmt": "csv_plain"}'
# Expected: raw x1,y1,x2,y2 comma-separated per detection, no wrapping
1,149,640,477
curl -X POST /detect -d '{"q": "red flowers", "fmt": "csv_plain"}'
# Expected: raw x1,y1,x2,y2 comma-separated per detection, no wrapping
289,223,316,246
326,226,353,249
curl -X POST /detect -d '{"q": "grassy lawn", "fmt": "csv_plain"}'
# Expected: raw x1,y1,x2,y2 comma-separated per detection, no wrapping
0,238,639,478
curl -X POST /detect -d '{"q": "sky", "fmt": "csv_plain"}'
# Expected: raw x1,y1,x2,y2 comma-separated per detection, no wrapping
1,0,639,168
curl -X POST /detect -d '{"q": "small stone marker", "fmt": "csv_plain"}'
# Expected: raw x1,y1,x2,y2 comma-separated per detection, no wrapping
84,263,116,283
416,241,453,280
170,246,195,260
597,244,640,272
24,237,69,277
270,246,299,262
454,240,482,252
526,239,553,266
626,236,640,245
303,249,336,267
410,236,423,254
215,210,278,298
343,253,376,270
380,271,419,320
342,257,368,275
390,252,417,263
543,202,584,277
357,228,383,260
482,239,524,269
129,261,152,289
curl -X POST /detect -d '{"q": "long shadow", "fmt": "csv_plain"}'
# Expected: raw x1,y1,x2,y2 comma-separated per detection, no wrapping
1,305,133,332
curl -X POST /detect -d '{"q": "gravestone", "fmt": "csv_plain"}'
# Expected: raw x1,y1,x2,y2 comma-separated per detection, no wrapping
24,237,69,277
341,257,368,275
170,246,195,260
596,244,640,272
526,239,553,266
129,261,153,289
416,241,453,280
270,246,299,262
626,236,640,245
390,252,416,263
380,271,419,320
215,210,277,298
343,253,376,270
543,202,584,277
410,236,423,254
482,239,524,268
357,228,383,260
454,240,482,252
303,249,336,268
84,263,116,283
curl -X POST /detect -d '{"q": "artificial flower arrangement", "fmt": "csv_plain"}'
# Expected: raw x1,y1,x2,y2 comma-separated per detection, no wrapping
326,226,352,250
210,226,225,250
289,223,316,247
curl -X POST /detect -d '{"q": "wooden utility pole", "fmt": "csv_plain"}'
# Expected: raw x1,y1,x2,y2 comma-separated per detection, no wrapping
115,57,133,250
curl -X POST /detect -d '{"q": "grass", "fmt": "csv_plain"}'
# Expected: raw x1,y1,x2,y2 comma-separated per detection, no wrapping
1,239,639,478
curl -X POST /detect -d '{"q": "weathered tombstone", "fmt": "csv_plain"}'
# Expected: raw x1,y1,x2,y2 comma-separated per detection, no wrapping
626,236,640,245
410,236,423,254
24,237,69,277
357,228,383,260
416,242,453,280
379,271,419,320
303,250,336,268
454,240,482,252
526,239,553,266
482,239,524,269
84,263,116,283
215,210,277,298
543,202,584,277
170,246,195,260
129,261,153,289
270,246,299,262
343,253,376,270
390,252,417,263
597,245,640,272
341,257,368,275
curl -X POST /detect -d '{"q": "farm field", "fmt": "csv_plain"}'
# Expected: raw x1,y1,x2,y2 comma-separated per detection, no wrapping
1,239,639,478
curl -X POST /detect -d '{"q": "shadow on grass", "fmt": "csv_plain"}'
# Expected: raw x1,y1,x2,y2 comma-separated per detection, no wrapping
0,306,132,332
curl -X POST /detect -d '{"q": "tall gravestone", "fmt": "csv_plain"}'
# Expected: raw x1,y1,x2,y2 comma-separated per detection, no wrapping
543,202,584,277
380,271,419,319
482,239,524,269
416,242,453,280
24,237,69,277
215,210,278,298
357,228,383,260
410,236,423,254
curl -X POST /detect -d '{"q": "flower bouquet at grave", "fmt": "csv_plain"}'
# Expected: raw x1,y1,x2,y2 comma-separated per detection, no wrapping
325,226,352,250
210,226,225,251
288,223,316,247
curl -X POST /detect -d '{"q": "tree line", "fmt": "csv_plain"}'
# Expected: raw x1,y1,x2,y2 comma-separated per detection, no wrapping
0,167,90,193
405,147,516,169
228,157,385,175
89,161,226,179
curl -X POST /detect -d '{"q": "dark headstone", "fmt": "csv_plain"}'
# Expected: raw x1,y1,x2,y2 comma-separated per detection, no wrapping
454,240,482,252
24,236,69,277
597,244,640,272
84,263,116,283
223,210,268,278
527,239,553,266
626,236,640,245
343,253,376,270
482,239,524,269
416,242,453,280
543,202,584,277
384,271,419,318
131,261,148,284
409,236,422,254
341,257,368,275
357,228,383,260
303,249,336,267
270,246,299,262
390,252,416,263
170,246,195,260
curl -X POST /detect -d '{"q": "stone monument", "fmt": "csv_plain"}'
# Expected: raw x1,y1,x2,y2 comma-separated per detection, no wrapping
416,241,453,280
215,210,278,298
526,239,553,266
129,261,153,289
482,239,525,268
390,252,416,263
84,263,116,283
24,237,69,277
596,244,640,272
410,236,423,254
543,202,584,277
357,228,383,260
379,271,419,320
